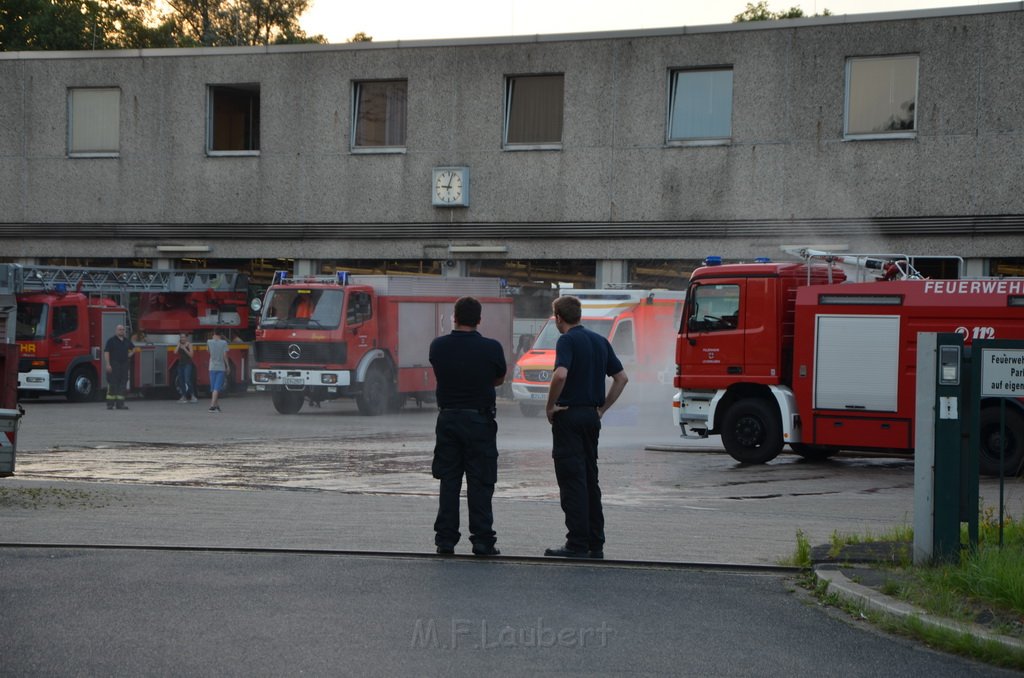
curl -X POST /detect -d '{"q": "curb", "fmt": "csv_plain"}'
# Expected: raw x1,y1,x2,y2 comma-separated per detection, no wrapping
813,565,1024,654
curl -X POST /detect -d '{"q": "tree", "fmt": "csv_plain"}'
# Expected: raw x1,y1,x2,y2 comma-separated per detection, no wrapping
347,31,372,43
0,0,323,50
166,0,325,46
733,2,831,22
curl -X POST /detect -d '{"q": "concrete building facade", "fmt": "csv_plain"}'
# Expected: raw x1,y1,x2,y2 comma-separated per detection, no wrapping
1,3,1023,286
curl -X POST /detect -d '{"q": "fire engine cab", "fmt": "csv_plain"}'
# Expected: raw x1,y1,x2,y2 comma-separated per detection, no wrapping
674,249,1024,476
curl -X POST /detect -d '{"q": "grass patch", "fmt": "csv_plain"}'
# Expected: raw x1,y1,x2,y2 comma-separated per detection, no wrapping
797,504,1024,670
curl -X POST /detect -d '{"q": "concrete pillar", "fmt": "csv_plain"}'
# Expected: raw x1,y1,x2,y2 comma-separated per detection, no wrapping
963,258,986,277
443,260,468,277
153,258,174,270
293,260,320,277
595,260,628,289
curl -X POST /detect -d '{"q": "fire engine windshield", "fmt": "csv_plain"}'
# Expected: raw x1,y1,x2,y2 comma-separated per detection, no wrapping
16,302,47,340
531,318,614,350
260,289,344,329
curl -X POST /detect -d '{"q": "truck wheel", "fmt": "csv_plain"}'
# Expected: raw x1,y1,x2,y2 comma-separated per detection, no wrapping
721,398,783,464
519,403,543,417
272,390,304,415
67,366,98,403
357,364,394,416
978,406,1024,477
790,443,838,461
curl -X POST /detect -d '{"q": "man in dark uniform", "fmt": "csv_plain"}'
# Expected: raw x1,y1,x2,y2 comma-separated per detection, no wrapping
429,296,507,557
544,295,628,559
103,324,135,410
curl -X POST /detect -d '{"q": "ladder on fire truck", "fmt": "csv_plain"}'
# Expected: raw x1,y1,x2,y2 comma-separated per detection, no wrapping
14,265,244,295
780,246,964,283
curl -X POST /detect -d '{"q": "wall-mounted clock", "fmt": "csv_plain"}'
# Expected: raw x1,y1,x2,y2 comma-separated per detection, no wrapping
432,166,469,207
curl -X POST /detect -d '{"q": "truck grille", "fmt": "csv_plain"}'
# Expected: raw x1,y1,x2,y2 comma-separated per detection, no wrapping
523,369,553,382
254,341,347,366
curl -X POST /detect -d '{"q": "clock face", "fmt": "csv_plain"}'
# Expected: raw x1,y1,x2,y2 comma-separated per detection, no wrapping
435,170,463,203
432,167,469,206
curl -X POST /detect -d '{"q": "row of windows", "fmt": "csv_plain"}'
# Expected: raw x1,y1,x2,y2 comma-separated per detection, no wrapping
66,55,919,157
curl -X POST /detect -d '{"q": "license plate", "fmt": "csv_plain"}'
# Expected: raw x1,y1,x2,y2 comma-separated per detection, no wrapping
284,377,304,386
530,393,546,400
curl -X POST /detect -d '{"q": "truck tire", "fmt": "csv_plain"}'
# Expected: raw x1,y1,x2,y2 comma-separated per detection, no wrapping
67,366,99,403
721,398,784,464
978,406,1024,477
356,364,394,416
272,390,304,415
790,443,839,461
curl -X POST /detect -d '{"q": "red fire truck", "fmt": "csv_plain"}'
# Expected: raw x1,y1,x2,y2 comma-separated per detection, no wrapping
14,266,250,401
251,272,513,415
673,250,1024,476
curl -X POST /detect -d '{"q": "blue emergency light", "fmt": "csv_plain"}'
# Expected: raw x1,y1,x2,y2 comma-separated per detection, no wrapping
273,270,289,285
754,257,771,263
337,271,350,285
703,256,723,266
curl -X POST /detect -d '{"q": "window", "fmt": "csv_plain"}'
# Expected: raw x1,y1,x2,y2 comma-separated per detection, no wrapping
610,320,635,358
686,284,740,332
68,87,120,156
845,55,918,138
504,74,564,147
52,306,78,336
353,80,407,150
208,84,260,154
668,69,733,143
346,291,373,324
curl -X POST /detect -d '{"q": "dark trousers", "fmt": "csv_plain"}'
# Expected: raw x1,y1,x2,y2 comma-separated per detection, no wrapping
106,363,129,407
551,407,605,552
432,410,498,548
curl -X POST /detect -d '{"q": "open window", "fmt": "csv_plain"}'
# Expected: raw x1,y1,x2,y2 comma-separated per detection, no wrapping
353,80,407,151
207,83,260,154
504,74,564,148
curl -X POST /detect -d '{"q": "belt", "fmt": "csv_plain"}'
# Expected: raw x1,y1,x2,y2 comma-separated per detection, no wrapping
439,406,496,416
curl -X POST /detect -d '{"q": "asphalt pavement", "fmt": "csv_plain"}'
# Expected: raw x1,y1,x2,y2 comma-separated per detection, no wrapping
2,394,1023,675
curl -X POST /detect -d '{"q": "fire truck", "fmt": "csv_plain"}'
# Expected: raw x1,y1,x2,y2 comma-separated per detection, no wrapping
251,273,513,415
511,288,686,416
673,249,1024,476
14,265,250,401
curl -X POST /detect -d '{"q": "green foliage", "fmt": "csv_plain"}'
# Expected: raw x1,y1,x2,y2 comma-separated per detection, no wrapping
346,31,372,43
786,528,812,567
0,0,325,51
733,2,832,22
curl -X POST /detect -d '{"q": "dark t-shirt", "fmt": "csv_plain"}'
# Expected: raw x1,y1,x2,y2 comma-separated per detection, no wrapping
429,330,507,410
104,335,135,367
554,325,624,407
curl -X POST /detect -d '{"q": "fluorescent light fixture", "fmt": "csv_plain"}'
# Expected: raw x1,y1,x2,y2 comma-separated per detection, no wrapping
156,244,211,253
448,245,508,254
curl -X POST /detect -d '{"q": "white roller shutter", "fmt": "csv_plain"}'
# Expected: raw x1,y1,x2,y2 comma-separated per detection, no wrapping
814,315,900,412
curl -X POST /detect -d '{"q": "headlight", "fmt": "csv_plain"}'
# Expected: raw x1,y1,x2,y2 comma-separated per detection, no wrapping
253,372,271,383
513,365,522,379
321,374,338,384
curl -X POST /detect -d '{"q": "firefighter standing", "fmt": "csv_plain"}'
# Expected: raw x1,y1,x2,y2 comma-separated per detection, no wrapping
104,324,136,410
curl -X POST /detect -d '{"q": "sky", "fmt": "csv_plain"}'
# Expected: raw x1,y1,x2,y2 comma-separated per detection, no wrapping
298,0,1006,44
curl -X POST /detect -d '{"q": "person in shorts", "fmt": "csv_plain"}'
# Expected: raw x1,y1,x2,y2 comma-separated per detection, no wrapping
207,330,229,412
